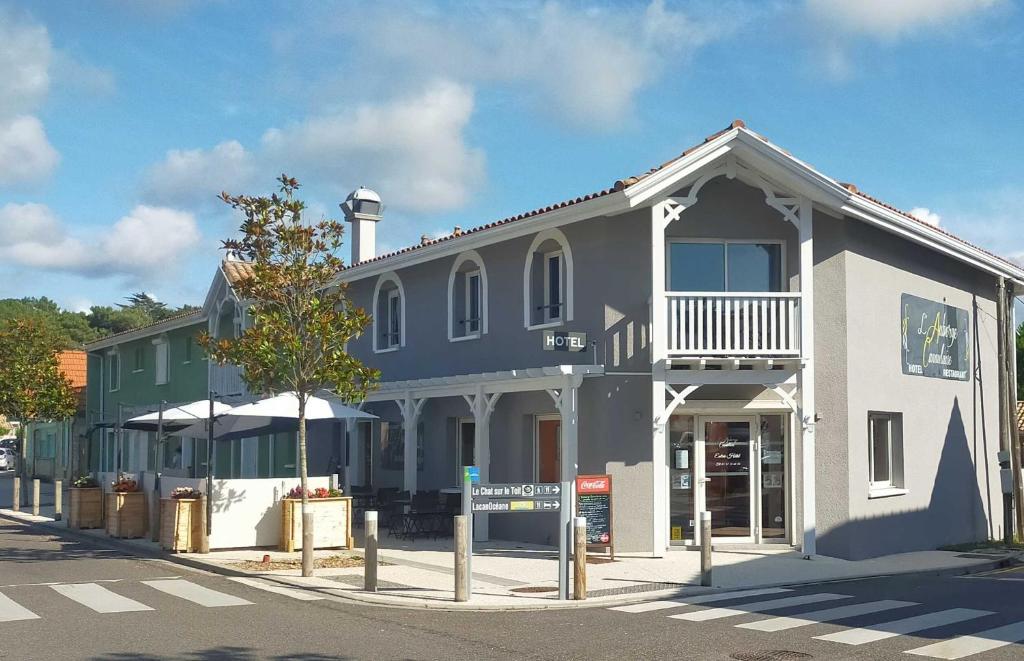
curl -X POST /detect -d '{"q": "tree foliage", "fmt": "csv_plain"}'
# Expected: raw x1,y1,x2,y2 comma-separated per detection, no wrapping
0,318,77,428
199,175,378,576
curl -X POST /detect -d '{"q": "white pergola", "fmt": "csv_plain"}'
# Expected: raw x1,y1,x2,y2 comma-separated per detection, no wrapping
360,364,604,540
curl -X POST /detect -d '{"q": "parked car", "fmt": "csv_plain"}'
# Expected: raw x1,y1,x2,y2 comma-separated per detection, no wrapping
0,448,14,470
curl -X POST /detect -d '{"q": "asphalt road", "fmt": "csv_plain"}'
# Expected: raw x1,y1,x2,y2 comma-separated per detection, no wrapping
2,501,1024,660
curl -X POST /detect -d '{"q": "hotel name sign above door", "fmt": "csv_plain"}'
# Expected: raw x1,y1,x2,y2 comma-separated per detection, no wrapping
900,293,970,381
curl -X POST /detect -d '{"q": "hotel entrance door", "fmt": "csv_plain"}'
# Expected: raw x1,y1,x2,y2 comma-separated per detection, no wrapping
668,413,789,546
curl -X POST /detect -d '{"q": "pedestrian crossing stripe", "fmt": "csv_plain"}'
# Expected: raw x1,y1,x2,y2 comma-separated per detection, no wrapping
669,592,850,622
227,577,324,601
50,583,153,613
609,587,792,614
904,621,1024,659
142,579,253,607
813,608,993,645
0,592,39,622
736,599,918,632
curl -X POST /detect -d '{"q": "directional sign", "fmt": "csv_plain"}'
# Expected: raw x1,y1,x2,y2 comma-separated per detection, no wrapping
471,483,561,499
463,466,480,484
471,499,561,513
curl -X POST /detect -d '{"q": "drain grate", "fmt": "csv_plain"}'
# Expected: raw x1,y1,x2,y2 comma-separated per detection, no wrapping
730,651,812,661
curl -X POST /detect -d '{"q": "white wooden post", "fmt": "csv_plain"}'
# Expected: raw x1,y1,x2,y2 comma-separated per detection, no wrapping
465,388,501,542
798,198,817,558
398,395,426,495
557,375,580,484
651,202,670,555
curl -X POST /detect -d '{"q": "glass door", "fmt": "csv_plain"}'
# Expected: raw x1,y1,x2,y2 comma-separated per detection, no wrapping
700,417,754,542
668,415,696,545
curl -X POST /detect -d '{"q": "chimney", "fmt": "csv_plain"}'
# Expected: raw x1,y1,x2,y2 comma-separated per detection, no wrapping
340,187,383,265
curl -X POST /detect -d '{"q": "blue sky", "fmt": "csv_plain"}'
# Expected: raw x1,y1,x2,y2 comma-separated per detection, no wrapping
0,0,1022,311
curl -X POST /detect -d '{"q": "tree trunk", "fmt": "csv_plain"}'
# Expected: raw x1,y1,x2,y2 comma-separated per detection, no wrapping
298,397,312,576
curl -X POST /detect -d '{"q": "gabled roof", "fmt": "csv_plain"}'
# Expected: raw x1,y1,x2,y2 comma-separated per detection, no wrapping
83,310,205,352
339,120,1024,285
222,257,255,287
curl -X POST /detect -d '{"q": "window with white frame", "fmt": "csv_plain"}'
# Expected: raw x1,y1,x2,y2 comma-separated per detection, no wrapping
132,346,144,372
868,411,905,495
154,337,169,385
372,272,405,352
524,229,574,329
107,351,120,392
448,251,488,341
668,240,784,292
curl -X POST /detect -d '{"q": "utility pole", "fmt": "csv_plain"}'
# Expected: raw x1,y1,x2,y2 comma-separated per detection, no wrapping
997,277,1024,541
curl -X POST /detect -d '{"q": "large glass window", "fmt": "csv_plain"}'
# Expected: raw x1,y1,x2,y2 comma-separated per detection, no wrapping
760,415,786,539
668,414,695,544
669,241,782,292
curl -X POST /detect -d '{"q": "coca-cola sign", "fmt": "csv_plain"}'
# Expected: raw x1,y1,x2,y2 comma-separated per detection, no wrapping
576,476,610,494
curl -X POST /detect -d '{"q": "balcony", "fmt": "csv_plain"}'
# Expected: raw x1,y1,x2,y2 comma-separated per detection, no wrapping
210,363,248,399
665,292,801,358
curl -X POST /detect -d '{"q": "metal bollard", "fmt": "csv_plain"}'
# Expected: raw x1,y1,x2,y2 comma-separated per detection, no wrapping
700,511,712,587
364,511,378,592
198,494,210,553
301,512,315,577
573,516,587,600
454,515,469,602
11,476,20,512
32,479,40,516
54,480,62,521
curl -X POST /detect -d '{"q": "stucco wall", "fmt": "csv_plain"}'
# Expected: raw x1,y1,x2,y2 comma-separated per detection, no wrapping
822,218,1003,559
344,209,651,381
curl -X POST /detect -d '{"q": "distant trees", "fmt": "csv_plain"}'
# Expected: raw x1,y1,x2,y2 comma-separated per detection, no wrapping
0,292,201,348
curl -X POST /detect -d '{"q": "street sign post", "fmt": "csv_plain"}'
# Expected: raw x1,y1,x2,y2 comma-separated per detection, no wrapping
462,465,479,597
465,478,572,599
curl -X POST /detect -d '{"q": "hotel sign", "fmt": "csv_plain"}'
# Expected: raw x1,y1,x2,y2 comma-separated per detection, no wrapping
901,293,970,381
543,330,587,352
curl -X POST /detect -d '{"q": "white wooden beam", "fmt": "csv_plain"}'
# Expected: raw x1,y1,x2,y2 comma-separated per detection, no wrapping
798,197,817,558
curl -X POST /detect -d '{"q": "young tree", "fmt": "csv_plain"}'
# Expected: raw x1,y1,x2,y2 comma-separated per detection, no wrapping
200,175,378,576
0,318,77,491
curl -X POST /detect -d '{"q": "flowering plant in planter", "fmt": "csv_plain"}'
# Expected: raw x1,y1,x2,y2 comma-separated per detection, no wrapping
72,475,99,488
285,485,342,500
170,487,202,500
111,474,139,493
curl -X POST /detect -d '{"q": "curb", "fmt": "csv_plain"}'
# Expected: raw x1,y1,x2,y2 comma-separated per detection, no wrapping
2,511,1017,612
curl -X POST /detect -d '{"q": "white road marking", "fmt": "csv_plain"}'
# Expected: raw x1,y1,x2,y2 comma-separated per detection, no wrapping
814,608,992,646
737,600,918,632
0,592,39,622
227,577,324,601
670,593,851,622
903,621,1024,659
609,588,793,614
142,579,252,607
50,583,153,613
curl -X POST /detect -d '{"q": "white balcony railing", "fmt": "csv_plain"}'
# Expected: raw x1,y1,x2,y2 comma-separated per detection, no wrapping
666,292,801,357
210,363,247,399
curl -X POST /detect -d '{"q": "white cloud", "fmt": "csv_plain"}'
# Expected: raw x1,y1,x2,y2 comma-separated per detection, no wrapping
327,1,736,128
0,202,200,283
909,206,942,226
261,80,484,213
807,0,1003,39
0,7,52,118
143,140,258,207
0,115,60,185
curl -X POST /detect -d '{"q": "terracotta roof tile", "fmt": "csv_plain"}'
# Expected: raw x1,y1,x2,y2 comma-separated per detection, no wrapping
222,258,256,287
57,350,87,408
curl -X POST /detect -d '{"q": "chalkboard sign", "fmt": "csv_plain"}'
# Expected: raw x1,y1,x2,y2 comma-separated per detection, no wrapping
576,475,613,556
900,293,970,381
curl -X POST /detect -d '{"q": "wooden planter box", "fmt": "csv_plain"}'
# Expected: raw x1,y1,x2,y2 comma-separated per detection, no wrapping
159,498,203,552
68,487,103,529
280,497,353,552
105,491,147,539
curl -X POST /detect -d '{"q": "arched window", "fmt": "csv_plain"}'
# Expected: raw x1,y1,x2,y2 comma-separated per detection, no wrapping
447,250,488,342
523,228,574,329
372,271,406,352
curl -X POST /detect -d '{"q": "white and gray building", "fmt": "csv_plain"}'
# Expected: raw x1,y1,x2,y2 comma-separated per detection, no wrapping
321,121,1022,560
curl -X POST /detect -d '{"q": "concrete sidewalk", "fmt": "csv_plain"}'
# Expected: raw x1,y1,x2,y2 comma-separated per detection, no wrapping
1,501,1017,610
